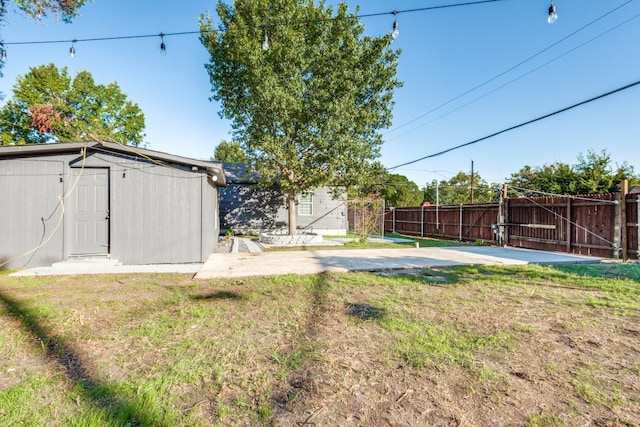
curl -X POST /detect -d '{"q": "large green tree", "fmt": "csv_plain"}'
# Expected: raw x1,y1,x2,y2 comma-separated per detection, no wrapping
0,63,145,146
200,0,401,234
507,149,638,195
383,174,424,207
423,171,499,205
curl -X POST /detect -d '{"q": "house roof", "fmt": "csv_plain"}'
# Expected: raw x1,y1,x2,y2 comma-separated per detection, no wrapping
222,162,260,184
0,141,226,185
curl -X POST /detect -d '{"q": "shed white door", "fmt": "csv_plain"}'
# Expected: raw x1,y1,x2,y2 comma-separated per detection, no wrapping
70,168,110,255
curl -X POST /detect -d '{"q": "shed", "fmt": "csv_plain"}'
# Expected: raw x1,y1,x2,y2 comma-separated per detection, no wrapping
220,162,347,235
0,141,226,269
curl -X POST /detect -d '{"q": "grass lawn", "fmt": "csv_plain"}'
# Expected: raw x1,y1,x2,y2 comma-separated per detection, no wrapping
0,263,639,426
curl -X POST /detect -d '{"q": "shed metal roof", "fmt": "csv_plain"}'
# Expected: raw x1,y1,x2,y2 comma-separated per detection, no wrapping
0,141,226,186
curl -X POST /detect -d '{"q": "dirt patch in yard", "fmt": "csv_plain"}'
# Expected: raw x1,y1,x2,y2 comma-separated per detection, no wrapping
0,264,639,426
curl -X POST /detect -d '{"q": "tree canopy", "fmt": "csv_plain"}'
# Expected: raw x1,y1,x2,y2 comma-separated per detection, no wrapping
212,139,249,164
0,63,145,146
382,174,424,207
506,149,638,195
423,171,499,205
5,0,90,21
200,0,402,234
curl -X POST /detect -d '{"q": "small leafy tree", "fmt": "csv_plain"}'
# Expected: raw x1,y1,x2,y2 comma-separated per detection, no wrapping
0,64,145,145
200,0,402,235
382,174,423,207
424,171,498,205
212,139,249,164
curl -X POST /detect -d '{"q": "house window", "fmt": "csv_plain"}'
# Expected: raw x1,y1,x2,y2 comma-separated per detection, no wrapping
298,192,313,216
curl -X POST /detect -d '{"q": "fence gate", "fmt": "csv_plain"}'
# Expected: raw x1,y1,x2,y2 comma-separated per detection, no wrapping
347,198,385,237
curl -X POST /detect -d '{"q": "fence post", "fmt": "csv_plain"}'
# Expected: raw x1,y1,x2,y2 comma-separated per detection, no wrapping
614,192,621,259
621,179,628,261
459,204,463,241
421,205,424,238
392,207,396,234
566,197,572,253
381,199,386,238
498,184,507,247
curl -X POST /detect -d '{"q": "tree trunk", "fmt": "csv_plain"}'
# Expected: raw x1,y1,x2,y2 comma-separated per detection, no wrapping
287,194,297,235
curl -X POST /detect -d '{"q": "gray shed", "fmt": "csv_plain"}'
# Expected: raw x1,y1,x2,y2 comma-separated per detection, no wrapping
0,141,226,269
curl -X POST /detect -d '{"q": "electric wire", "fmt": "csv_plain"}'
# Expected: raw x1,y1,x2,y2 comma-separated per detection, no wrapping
384,0,635,137
388,78,640,170
0,0,503,47
387,9,640,143
508,185,619,204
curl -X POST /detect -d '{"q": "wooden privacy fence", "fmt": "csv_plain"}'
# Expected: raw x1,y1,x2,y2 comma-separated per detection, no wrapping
384,191,639,260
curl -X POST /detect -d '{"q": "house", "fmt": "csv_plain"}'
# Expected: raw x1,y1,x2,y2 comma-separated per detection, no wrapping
220,163,347,236
0,141,226,269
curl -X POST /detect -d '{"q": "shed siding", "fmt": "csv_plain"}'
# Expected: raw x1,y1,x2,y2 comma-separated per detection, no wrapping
0,159,65,269
1,146,221,268
100,155,214,265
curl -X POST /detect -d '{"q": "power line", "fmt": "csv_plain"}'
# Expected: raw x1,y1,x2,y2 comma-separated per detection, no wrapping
384,0,635,137
387,7,640,142
389,79,640,170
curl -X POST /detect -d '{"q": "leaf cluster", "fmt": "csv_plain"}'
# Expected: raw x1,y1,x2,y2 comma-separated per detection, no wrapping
0,63,145,146
506,149,639,195
423,171,500,205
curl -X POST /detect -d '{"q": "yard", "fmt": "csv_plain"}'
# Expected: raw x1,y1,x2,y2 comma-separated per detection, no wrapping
0,263,639,426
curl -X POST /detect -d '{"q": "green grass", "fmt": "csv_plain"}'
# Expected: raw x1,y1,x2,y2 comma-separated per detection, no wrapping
1,263,639,425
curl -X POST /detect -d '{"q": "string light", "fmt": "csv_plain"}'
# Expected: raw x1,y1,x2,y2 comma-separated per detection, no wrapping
0,0,505,59
391,11,399,39
159,32,166,56
548,2,558,24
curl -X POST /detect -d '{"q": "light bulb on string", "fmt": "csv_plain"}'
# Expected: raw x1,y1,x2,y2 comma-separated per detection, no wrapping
160,33,167,56
69,40,76,59
548,3,558,24
262,29,269,51
391,11,399,39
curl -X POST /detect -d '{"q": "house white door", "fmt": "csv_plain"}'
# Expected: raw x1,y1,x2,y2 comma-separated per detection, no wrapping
70,168,110,255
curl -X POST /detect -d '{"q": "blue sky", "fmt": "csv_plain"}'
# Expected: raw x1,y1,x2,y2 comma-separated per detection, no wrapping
1,0,638,187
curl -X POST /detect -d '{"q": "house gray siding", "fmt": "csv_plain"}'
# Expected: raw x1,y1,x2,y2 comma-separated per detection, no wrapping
295,187,347,234
0,143,224,269
220,184,347,235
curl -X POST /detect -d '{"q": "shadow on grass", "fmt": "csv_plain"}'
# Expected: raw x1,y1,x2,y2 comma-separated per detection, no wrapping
0,289,169,426
191,290,245,300
346,302,386,321
270,273,332,419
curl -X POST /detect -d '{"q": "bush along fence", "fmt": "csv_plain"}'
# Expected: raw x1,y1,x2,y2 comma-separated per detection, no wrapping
381,181,639,261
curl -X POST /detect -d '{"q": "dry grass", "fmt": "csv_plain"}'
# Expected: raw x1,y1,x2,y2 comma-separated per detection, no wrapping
0,264,639,426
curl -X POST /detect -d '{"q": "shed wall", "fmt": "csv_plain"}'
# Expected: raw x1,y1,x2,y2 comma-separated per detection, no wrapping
0,158,66,269
1,149,220,268
85,152,217,265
